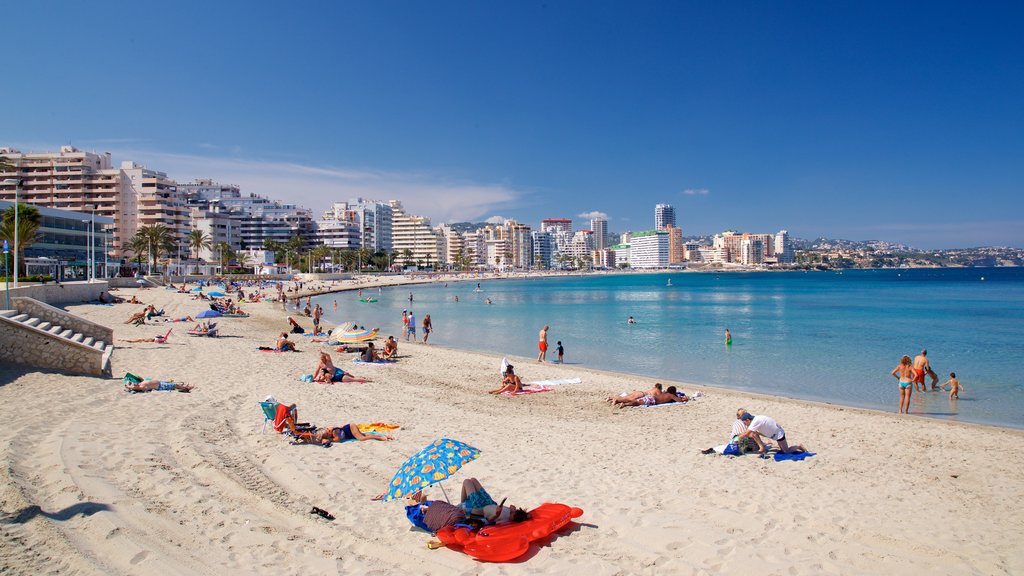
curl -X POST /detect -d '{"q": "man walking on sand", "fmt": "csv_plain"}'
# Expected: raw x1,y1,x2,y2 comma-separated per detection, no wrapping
913,349,933,392
537,325,549,362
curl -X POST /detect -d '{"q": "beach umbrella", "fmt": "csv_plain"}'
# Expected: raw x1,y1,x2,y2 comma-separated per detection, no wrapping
207,291,226,297
190,287,203,292
382,438,481,502
196,309,222,318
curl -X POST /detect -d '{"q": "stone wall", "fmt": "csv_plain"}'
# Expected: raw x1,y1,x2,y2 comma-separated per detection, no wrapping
0,316,106,376
13,297,113,344
1,281,109,306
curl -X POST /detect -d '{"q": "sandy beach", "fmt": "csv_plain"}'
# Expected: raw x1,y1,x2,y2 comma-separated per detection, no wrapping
2,280,1023,575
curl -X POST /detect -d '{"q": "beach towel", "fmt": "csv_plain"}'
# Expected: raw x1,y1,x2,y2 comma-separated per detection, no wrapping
501,386,553,397
637,400,688,409
352,358,394,365
525,378,582,386
299,374,314,383
356,423,400,433
773,452,816,462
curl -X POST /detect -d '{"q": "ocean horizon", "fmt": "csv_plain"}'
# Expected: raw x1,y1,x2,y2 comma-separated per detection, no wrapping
315,267,1024,429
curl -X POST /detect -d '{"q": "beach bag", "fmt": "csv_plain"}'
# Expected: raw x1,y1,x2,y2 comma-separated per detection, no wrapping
723,443,741,456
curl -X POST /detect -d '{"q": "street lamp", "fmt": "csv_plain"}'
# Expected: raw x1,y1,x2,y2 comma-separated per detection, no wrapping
3,178,20,288
81,220,91,281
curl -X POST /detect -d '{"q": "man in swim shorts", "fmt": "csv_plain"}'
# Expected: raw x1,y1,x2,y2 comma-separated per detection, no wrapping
913,349,931,392
125,379,193,393
537,325,549,362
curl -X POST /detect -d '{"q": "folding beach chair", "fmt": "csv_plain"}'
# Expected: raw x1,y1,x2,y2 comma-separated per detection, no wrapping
258,401,278,434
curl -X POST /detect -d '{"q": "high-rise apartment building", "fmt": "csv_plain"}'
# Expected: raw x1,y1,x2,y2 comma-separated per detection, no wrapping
317,202,362,250
540,218,573,234
775,230,795,264
531,231,553,269
0,147,189,258
665,224,684,264
390,201,441,267
590,218,608,250
630,230,669,268
655,204,676,230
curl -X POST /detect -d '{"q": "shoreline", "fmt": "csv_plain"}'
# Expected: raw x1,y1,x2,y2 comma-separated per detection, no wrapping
2,284,1023,574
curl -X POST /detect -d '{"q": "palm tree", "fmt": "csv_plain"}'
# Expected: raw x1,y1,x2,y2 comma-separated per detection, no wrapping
128,234,148,270
188,229,211,261
401,248,414,268
214,241,235,274
135,225,175,273
0,204,42,278
357,247,373,272
236,250,253,273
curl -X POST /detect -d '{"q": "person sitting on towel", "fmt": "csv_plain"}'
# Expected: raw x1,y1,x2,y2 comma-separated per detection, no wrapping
313,351,338,383
276,332,298,352
489,364,523,395
381,336,398,359
360,342,381,362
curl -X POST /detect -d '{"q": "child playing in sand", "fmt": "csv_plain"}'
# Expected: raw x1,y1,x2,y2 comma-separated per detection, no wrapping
944,372,963,399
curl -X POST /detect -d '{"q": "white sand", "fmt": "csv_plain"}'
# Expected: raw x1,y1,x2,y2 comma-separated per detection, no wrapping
1,283,1022,575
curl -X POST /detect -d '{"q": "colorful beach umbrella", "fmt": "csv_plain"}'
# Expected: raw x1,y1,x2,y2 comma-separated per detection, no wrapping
382,438,481,502
196,309,222,318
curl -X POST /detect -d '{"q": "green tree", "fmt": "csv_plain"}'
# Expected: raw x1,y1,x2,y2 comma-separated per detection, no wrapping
357,247,373,272
0,204,42,277
214,241,234,273
189,229,211,261
401,248,414,268
128,234,148,269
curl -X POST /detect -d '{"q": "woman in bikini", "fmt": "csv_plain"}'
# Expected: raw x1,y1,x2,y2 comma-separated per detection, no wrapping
489,365,523,394
313,351,337,383
607,383,662,405
310,424,394,445
892,354,915,414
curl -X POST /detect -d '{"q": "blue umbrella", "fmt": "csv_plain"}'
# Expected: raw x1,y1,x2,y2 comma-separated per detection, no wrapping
190,287,203,292
196,309,222,318
207,291,226,297
383,438,481,502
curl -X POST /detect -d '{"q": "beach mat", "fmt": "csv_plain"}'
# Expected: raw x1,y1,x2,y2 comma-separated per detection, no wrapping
352,358,394,366
525,378,582,386
501,386,553,397
774,452,816,462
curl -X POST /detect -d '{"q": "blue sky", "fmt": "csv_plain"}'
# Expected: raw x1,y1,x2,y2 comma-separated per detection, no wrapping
3,1,1022,248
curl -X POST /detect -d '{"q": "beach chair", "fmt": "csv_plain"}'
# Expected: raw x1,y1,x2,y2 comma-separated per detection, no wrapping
259,401,278,434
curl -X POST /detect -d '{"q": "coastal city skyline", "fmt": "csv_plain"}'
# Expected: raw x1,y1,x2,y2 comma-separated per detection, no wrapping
3,3,1023,249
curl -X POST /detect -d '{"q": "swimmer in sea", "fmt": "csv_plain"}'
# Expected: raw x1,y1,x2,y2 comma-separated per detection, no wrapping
627,316,636,324
725,328,732,345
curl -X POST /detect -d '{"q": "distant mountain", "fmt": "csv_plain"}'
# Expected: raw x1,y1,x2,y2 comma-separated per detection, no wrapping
794,237,914,251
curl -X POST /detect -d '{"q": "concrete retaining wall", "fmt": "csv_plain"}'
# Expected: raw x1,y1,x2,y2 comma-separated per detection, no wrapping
0,307,109,377
13,297,113,344
1,281,110,306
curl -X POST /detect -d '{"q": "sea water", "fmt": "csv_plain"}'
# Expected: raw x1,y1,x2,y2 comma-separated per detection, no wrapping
315,268,1024,429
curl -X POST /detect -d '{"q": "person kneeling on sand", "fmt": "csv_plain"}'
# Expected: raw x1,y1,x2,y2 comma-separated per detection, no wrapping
125,379,193,393
489,364,523,394
737,412,805,455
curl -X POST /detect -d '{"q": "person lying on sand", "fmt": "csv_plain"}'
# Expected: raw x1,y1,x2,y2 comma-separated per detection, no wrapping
313,351,337,382
122,330,171,344
607,383,662,405
125,379,193,393
489,364,523,394
160,315,195,323
293,424,393,446
372,478,527,534
614,386,687,407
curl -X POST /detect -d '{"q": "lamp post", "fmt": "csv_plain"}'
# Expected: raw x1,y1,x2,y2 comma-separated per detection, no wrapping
3,178,20,288
81,219,91,281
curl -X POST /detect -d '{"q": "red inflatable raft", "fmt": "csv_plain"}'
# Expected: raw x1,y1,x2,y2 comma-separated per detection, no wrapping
435,502,583,562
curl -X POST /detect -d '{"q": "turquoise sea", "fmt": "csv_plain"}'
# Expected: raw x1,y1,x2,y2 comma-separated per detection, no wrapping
315,268,1024,429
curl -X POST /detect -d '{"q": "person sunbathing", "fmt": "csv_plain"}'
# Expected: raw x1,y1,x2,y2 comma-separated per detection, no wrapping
381,336,398,359
376,478,526,534
489,365,523,394
128,295,142,304
313,351,337,382
294,424,394,445
615,385,687,407
607,383,662,405
276,332,298,352
124,306,154,324
125,379,193,393
122,330,171,344
160,315,195,323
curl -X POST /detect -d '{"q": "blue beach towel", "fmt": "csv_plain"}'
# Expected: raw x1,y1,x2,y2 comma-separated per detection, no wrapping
774,452,816,462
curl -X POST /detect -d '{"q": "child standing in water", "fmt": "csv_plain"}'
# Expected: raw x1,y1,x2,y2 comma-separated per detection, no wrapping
945,372,963,400
556,341,564,364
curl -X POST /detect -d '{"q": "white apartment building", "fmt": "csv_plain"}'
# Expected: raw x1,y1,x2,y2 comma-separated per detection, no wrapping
192,211,242,261
540,218,572,235
590,218,608,250
389,200,441,267
317,203,361,250
655,204,676,230
531,230,553,269
775,230,795,263
0,146,188,257
610,243,630,267
630,230,669,269
740,237,765,266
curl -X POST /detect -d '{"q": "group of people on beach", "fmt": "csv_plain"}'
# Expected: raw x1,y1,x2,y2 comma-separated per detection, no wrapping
892,349,963,413
400,310,433,343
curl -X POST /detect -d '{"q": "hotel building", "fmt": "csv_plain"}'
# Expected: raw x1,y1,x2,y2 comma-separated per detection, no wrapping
655,204,676,230
390,201,441,267
590,218,608,250
629,230,669,269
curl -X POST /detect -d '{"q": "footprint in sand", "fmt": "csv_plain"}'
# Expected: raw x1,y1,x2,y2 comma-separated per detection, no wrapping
129,550,149,565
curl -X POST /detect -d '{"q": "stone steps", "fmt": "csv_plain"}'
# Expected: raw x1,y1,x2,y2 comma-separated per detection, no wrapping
1,297,114,377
